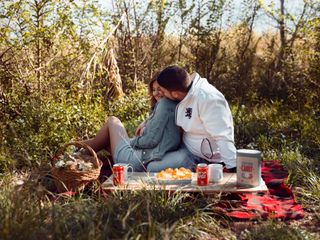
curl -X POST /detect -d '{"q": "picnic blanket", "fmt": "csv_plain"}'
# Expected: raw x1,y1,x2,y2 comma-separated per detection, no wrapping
219,160,304,220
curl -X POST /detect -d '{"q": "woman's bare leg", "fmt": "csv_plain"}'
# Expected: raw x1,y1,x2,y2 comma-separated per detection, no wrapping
81,120,111,152
107,116,129,156
81,116,128,156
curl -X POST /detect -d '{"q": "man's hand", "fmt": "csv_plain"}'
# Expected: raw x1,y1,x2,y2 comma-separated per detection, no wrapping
135,121,146,136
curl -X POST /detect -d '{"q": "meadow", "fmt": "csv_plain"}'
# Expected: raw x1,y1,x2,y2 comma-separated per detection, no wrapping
0,0,319,239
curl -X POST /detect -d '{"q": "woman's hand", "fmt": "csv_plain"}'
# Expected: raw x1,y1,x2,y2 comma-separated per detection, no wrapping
135,122,146,136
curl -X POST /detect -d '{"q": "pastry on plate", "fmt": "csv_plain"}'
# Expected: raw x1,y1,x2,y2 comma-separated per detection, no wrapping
156,167,192,180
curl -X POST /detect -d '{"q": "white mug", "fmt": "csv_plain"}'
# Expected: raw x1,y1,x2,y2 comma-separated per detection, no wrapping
208,164,223,183
113,163,133,181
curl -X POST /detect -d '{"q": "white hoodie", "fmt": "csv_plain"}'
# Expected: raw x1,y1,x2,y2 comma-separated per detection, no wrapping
176,73,236,168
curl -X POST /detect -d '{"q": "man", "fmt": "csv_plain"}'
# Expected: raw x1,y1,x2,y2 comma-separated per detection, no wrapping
147,65,237,172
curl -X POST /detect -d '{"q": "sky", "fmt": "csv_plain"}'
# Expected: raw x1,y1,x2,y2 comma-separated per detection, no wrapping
97,0,307,34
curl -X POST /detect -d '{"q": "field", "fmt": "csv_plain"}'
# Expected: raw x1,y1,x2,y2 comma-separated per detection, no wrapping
0,0,319,239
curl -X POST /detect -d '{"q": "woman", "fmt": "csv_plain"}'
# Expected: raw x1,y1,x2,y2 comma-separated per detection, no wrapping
134,74,162,137
81,73,181,172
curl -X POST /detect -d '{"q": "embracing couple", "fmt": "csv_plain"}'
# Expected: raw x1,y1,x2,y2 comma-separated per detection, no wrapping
82,66,237,173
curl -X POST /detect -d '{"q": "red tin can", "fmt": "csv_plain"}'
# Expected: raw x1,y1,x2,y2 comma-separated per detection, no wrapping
113,165,125,185
197,163,209,186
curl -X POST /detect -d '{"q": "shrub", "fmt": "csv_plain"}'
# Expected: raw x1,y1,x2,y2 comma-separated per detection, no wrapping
1,82,150,171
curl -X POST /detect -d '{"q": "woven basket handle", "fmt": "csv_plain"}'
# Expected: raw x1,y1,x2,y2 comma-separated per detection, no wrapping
51,142,100,168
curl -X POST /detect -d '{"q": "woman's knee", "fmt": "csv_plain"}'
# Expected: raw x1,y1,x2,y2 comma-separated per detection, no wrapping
107,116,121,125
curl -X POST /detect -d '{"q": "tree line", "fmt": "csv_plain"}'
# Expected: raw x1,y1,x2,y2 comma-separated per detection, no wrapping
0,0,319,169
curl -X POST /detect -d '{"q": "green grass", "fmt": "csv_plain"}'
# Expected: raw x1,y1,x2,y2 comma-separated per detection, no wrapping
0,173,235,239
1,97,319,239
238,220,317,240
1,167,319,239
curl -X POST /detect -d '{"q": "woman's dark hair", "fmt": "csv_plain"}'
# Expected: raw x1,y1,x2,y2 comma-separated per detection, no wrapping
157,66,189,92
148,71,160,108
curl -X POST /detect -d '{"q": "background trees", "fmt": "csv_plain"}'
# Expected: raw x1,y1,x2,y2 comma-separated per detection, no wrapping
0,2,319,238
0,0,319,170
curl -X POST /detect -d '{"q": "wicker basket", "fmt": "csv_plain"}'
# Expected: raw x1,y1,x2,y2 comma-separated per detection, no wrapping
51,142,102,193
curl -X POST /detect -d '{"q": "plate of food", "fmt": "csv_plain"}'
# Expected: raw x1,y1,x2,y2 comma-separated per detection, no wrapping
154,168,193,185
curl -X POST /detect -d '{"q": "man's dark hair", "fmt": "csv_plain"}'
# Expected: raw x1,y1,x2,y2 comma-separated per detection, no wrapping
157,66,190,92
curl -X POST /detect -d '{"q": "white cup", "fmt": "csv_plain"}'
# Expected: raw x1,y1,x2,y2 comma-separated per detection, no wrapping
113,163,133,181
208,164,223,183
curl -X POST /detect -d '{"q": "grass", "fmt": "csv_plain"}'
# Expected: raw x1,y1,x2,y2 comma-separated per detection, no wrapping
1,162,319,240
1,148,320,238
1,101,319,239
0,172,235,240
238,220,316,240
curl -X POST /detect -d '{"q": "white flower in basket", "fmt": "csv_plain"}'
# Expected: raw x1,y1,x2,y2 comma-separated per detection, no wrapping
51,142,102,193
55,160,65,168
